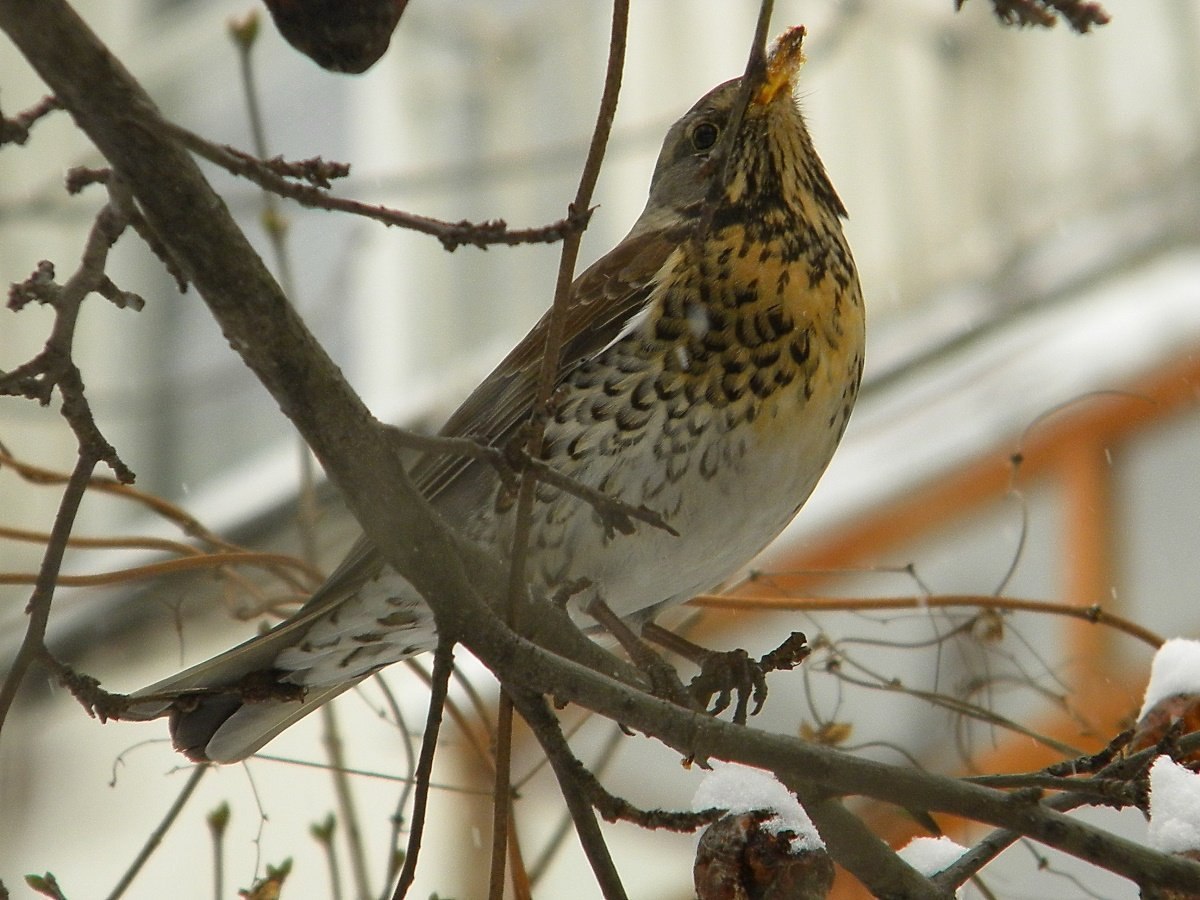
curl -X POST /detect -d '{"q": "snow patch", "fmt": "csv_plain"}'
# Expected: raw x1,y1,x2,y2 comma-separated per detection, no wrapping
1139,638,1200,720
692,762,824,852
897,835,967,876
1148,756,1200,854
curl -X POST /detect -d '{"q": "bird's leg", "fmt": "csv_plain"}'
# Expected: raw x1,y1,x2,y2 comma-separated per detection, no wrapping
642,625,811,725
641,623,760,723
585,597,697,711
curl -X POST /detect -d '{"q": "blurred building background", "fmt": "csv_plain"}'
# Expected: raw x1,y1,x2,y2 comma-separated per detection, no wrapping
2,0,1199,897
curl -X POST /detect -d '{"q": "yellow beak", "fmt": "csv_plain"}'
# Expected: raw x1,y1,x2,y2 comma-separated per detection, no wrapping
755,26,807,106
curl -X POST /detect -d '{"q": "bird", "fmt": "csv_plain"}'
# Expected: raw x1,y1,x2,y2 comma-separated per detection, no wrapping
124,26,865,764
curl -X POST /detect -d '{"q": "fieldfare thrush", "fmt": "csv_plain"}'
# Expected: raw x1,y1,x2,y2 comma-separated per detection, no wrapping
125,27,865,763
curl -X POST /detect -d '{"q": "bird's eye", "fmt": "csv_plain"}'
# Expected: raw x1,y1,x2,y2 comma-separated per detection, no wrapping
690,120,720,152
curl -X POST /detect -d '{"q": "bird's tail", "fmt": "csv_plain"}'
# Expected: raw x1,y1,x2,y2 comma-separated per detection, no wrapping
121,620,364,764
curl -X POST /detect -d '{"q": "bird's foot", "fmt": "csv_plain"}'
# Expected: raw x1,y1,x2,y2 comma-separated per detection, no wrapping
644,626,811,725
688,648,766,725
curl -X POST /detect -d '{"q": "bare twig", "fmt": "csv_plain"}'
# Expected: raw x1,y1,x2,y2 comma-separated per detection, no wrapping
0,524,223,557
0,549,322,589
510,689,630,900
309,814,343,900
0,452,96,735
58,167,190,289
386,427,677,538
935,729,1143,890
0,447,220,542
491,1,630,896
403,658,496,774
0,445,322,593
692,592,1164,648
828,658,1084,757
36,652,135,723
2,180,141,481
104,764,208,900
373,676,417,899
158,118,590,252
233,20,373,896
390,640,454,900
206,802,229,900
799,795,945,899
0,93,60,145
502,0,631,623
320,705,371,900
488,690,516,900
693,0,775,244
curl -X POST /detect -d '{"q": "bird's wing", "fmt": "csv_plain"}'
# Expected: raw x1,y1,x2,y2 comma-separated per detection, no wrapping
282,224,686,619
410,223,686,500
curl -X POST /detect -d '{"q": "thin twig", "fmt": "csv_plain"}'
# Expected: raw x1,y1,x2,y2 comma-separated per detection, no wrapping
506,801,534,900
403,658,495,774
206,802,229,900
510,689,630,900
234,20,372,896
385,427,677,537
693,0,775,245
491,2,630,896
489,692,517,900
250,752,485,793
0,93,60,145
0,549,322,588
692,592,1164,648
0,447,219,542
157,118,590,252
0,446,321,589
104,765,208,900
390,640,454,900
2,182,139,480
310,814,344,900
527,721,625,883
935,730,1158,891
373,676,416,899
0,451,96,735
502,0,631,621
320,704,372,900
827,651,1084,757
799,794,945,899
0,523,223,556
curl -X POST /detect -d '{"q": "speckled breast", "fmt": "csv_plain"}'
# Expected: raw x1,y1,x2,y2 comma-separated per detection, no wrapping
492,231,865,622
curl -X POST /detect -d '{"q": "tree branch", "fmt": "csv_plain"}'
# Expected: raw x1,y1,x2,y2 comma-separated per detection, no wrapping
160,118,591,252
390,641,454,900
509,688,629,900
0,451,96,736
799,795,948,899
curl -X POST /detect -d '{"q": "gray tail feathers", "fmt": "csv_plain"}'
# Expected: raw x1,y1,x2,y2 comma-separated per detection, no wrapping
169,681,360,764
122,623,362,764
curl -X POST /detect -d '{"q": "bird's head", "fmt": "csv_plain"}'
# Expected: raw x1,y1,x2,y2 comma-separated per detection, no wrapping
641,26,847,231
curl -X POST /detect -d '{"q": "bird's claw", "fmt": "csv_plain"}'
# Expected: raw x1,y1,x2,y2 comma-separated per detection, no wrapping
687,633,810,725
688,648,767,725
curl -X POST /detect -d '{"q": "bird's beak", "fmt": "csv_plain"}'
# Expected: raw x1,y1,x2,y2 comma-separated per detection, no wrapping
754,26,807,106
